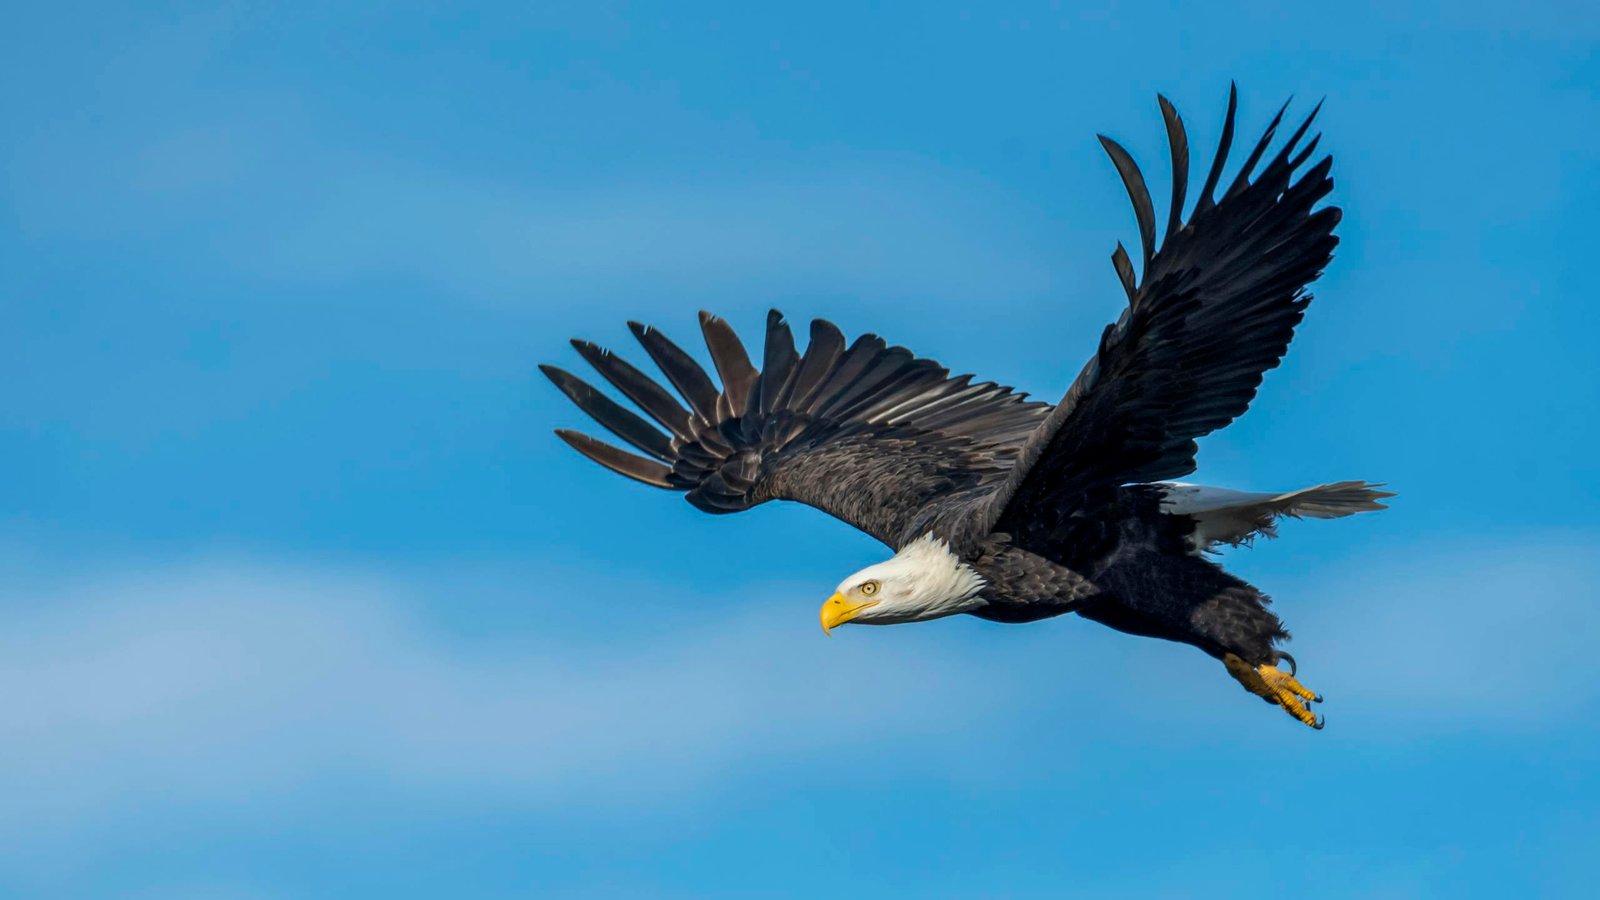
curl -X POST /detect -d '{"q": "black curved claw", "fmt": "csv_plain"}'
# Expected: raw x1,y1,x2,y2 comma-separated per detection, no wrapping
1311,714,1326,730
1277,651,1298,677
1313,692,1324,703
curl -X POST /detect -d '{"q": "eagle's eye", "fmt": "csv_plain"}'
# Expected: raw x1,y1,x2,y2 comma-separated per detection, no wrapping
860,580,880,596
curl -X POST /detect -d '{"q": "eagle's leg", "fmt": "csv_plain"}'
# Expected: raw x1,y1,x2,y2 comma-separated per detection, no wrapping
1090,553,1326,728
1223,652,1323,729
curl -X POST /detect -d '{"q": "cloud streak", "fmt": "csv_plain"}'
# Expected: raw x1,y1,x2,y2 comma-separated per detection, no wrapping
0,560,1011,835
2,534,1595,850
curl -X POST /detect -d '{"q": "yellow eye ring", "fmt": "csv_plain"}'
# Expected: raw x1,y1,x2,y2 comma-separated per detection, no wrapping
860,580,879,596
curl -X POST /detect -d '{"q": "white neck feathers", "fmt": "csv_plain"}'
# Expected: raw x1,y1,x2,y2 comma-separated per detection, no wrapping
890,533,987,609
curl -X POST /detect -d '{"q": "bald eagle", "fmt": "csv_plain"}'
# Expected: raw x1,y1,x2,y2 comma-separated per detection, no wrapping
542,87,1391,729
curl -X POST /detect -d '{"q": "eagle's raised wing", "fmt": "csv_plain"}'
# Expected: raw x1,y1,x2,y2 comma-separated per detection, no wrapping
977,87,1342,546
543,310,1048,548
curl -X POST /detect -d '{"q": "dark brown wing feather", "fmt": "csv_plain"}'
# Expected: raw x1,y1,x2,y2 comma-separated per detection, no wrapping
545,310,1048,547
976,86,1341,548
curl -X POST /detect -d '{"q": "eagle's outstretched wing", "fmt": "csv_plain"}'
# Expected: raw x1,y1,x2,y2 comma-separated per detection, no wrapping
543,310,1048,547
975,87,1342,548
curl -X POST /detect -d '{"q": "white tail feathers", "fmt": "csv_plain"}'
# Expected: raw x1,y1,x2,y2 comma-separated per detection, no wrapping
1268,481,1395,519
1158,480,1394,552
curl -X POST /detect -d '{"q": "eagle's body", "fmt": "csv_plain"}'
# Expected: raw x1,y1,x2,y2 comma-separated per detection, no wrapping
543,87,1391,728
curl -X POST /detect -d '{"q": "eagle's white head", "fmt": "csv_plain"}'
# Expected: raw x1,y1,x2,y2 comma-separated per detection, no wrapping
819,533,988,633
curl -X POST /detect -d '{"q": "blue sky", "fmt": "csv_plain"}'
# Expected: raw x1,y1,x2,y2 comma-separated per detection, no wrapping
2,1,1597,897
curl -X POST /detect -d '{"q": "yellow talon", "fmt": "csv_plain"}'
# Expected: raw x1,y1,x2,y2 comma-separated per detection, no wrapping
1224,653,1325,729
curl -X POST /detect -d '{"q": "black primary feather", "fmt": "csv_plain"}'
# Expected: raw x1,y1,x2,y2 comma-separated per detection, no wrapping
539,365,673,461
1099,135,1158,265
554,429,674,488
759,310,800,415
786,319,847,413
1195,83,1239,214
698,312,758,418
1158,94,1189,241
570,340,693,441
627,322,721,422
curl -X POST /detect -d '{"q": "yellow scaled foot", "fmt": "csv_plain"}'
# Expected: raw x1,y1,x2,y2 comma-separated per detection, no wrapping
1223,653,1325,729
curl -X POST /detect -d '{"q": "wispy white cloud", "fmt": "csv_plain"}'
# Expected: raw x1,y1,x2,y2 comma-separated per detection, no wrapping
0,559,1012,836
1,535,1593,851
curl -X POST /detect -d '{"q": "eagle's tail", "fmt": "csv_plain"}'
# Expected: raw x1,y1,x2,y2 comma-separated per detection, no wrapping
1158,480,1393,551
1270,480,1395,519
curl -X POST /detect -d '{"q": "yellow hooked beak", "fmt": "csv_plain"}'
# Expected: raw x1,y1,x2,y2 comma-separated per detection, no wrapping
820,592,878,635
